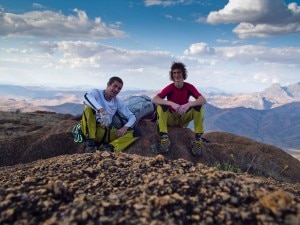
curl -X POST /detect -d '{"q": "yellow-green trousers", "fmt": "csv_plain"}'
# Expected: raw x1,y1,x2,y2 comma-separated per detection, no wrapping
156,105,204,134
81,106,140,152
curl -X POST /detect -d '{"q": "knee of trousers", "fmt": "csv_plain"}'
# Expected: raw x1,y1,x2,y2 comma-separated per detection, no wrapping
83,106,96,116
192,105,202,112
157,104,169,112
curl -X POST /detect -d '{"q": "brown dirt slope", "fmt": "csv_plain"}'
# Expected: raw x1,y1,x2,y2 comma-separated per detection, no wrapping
0,111,300,184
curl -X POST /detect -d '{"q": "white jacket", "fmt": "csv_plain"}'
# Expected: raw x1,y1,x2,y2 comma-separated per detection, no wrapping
84,89,136,128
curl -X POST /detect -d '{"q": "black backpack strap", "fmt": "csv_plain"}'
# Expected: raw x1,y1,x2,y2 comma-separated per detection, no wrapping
115,111,128,127
99,127,107,144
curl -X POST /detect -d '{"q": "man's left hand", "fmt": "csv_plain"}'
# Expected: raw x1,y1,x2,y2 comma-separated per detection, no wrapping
116,126,128,137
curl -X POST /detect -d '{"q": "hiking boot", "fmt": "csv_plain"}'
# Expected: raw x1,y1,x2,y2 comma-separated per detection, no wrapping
158,135,170,153
191,138,202,156
86,139,97,153
101,144,115,152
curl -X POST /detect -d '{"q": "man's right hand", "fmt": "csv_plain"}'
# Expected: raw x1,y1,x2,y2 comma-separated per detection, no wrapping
169,102,180,112
96,111,111,127
99,114,110,127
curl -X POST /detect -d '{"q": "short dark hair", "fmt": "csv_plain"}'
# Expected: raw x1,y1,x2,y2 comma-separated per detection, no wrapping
108,76,123,85
169,61,187,81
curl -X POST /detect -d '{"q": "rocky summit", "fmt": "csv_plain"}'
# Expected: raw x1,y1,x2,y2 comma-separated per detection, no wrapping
0,151,299,225
0,111,300,224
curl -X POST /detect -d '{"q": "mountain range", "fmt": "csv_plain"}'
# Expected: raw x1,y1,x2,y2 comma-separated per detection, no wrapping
0,82,299,154
205,82,300,109
204,102,300,151
1,82,300,109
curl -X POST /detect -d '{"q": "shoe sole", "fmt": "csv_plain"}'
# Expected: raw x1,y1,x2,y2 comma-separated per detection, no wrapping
151,144,169,154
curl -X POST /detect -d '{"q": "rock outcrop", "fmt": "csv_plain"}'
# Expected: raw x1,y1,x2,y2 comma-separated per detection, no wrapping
1,111,299,183
1,111,300,224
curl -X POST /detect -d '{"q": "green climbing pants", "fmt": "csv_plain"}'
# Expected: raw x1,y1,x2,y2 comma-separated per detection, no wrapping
80,106,140,152
156,104,204,134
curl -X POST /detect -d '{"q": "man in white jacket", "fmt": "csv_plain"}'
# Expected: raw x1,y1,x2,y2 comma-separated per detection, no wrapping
81,76,141,152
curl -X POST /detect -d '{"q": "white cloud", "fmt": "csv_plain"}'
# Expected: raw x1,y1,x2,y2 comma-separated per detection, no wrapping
32,3,44,9
206,0,300,38
144,0,189,7
165,14,184,21
289,2,300,14
254,72,274,83
183,42,215,56
216,39,245,45
30,41,174,70
183,42,300,67
233,22,300,39
215,45,300,66
0,8,125,39
253,72,282,86
123,68,144,73
3,47,34,54
145,0,176,7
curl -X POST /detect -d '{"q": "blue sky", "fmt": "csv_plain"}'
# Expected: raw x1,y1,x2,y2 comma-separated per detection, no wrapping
0,0,299,93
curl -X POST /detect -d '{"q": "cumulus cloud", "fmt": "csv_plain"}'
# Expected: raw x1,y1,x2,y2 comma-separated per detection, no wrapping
233,22,300,39
0,8,125,39
206,0,300,38
184,42,215,56
183,42,300,67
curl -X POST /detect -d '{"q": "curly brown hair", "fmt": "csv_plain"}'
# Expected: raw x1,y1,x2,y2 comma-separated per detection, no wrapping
169,61,187,81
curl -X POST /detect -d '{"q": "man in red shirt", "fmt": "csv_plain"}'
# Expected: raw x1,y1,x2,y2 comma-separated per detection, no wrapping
152,62,207,156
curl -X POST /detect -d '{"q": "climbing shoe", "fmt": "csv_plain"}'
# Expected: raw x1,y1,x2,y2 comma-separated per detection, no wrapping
158,134,170,153
101,144,115,152
86,139,97,153
191,138,202,156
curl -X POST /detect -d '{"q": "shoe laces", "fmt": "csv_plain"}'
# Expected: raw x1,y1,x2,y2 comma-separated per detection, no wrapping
161,139,169,145
194,139,202,148
160,135,169,145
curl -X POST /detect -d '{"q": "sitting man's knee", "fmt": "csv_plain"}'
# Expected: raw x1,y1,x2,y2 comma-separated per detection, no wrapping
193,105,202,112
84,106,96,115
158,104,169,112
